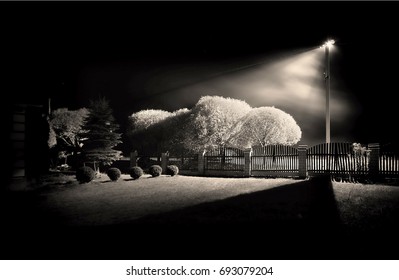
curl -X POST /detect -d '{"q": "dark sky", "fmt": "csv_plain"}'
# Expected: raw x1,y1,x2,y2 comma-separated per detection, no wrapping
3,1,399,150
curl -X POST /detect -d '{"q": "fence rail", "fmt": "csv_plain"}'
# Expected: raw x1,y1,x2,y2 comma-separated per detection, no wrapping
380,144,399,177
204,147,245,171
252,145,298,172
307,143,369,176
168,154,199,171
128,142,399,179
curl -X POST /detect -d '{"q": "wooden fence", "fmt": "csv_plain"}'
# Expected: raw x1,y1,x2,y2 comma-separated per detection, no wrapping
128,142,399,179
251,145,298,177
204,147,245,171
380,143,399,177
167,154,199,171
307,143,370,176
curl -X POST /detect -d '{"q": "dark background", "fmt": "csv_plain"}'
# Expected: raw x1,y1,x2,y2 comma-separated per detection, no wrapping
2,1,399,261
2,1,398,153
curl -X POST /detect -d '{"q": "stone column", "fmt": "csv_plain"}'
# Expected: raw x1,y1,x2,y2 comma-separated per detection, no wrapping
244,148,252,177
198,151,206,175
161,152,169,174
130,150,138,168
368,143,380,181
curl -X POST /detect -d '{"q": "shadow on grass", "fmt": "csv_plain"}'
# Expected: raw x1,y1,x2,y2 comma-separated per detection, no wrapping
1,176,398,260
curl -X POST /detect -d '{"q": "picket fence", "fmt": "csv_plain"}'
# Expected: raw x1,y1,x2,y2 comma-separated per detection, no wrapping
129,143,399,179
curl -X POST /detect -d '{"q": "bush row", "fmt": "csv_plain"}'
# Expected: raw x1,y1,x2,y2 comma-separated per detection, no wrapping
76,165,179,183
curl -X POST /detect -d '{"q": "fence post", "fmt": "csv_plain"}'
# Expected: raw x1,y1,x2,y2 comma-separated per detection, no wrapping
161,152,169,174
198,151,205,175
244,148,252,177
130,150,138,168
368,143,380,181
298,145,308,179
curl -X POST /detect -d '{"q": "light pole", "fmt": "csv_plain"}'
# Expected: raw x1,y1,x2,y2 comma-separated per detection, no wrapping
322,39,334,144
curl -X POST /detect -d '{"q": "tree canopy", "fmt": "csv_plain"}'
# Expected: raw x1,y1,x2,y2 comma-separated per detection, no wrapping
184,96,252,152
126,95,302,154
231,106,302,148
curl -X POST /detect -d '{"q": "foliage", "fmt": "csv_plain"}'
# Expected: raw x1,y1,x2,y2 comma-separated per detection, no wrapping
106,167,121,181
130,166,144,180
81,97,122,166
48,108,89,168
149,165,162,177
183,96,252,152
128,109,172,132
127,108,190,154
126,96,302,154
166,165,179,176
49,108,89,148
230,107,302,148
353,143,370,172
76,166,95,183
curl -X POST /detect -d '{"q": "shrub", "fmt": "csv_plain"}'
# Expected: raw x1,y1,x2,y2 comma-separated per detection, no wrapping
107,167,121,181
149,165,162,177
76,166,95,183
166,165,179,176
130,166,144,180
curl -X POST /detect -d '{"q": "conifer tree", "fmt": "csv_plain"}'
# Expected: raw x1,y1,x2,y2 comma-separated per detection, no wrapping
81,97,122,168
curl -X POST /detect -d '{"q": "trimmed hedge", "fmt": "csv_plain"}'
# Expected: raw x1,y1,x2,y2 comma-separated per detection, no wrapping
76,166,95,183
166,165,179,176
107,167,121,181
149,165,162,177
130,166,144,180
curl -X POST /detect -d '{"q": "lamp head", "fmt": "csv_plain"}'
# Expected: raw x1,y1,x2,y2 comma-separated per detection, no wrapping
320,39,335,48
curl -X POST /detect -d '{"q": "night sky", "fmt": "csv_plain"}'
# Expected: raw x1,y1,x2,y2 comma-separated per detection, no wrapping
3,1,399,153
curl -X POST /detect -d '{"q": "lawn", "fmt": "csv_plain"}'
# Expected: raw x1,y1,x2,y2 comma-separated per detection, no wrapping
2,173,399,260
6,174,301,227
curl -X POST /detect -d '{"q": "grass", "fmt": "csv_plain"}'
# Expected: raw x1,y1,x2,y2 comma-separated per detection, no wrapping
2,173,399,259
10,174,301,227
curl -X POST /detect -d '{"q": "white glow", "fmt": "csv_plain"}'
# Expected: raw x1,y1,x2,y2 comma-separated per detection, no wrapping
322,39,335,48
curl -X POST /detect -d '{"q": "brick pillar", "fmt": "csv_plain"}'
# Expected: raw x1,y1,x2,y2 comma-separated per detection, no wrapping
198,151,205,175
244,148,252,177
130,150,138,168
161,152,169,174
298,145,308,179
368,143,380,180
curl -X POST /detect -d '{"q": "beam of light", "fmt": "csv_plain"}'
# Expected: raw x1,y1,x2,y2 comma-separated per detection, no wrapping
79,46,359,145
139,48,359,145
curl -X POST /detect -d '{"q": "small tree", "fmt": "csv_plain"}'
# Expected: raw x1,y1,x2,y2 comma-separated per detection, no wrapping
81,97,122,170
48,108,89,168
230,107,302,148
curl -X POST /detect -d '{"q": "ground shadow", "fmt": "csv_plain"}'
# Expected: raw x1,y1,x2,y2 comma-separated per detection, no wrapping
1,176,397,260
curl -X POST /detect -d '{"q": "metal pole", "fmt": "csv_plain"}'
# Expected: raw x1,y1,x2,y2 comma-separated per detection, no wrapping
325,45,331,144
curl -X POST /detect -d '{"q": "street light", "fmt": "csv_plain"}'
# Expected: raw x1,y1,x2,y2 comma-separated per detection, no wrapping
321,39,334,144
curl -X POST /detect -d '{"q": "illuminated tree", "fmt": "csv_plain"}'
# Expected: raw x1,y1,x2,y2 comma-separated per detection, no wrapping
127,109,172,154
184,95,252,152
231,106,301,148
127,108,190,154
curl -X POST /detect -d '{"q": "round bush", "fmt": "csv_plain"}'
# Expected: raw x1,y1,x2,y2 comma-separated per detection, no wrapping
130,166,144,180
76,166,95,183
149,165,162,177
107,167,121,181
166,165,179,176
